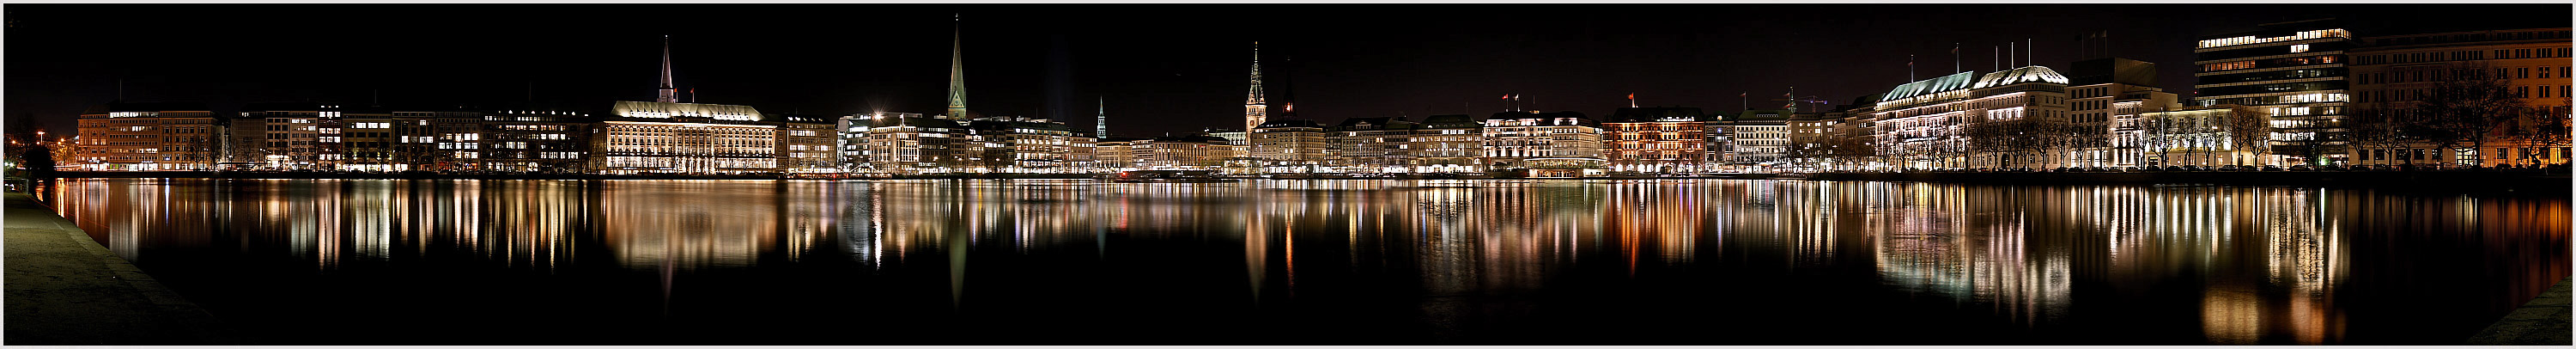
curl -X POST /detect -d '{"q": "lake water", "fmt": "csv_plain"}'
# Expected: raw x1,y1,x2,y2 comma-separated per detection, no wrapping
41,178,2571,345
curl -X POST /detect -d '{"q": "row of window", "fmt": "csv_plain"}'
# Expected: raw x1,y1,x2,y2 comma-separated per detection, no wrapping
2361,85,2573,103
2354,47,2570,65
2200,55,2342,73
2367,31,2572,46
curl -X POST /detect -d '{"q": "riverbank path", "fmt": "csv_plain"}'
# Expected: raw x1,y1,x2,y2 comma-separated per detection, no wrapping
3,192,241,345
2470,276,2573,345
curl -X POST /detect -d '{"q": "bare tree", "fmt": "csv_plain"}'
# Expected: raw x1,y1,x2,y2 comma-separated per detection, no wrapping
2344,106,2409,165
2222,105,2273,166
2504,97,2572,166
1828,128,1876,171
2409,63,2525,166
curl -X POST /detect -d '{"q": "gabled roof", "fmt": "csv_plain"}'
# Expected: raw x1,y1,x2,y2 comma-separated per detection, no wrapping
1878,71,1978,103
1971,65,2071,89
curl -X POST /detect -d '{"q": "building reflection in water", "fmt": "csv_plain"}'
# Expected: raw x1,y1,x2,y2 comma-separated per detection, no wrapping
42,178,2569,344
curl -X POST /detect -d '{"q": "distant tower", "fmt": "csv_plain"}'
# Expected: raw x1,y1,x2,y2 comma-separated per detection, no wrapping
1277,54,1297,119
1243,41,1267,132
657,35,678,103
945,15,969,119
1095,96,1109,138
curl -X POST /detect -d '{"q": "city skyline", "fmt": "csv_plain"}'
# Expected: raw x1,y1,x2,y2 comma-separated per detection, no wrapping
6,3,2567,139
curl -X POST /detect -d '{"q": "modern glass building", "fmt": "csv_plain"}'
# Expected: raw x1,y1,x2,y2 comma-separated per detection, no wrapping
2192,19,2353,165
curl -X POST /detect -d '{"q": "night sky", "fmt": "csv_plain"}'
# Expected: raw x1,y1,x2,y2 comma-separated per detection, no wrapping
5,3,2567,138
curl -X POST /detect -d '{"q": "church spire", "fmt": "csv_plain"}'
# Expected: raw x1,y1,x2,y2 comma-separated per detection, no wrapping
1243,41,1267,132
1095,95,1109,138
945,15,969,119
657,35,677,103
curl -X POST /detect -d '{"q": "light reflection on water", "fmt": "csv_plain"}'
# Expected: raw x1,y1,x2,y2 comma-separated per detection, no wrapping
42,178,2569,345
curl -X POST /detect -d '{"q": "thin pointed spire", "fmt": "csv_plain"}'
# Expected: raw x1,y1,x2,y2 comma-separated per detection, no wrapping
658,35,677,103
946,15,969,119
1096,95,1109,138
1243,41,1267,132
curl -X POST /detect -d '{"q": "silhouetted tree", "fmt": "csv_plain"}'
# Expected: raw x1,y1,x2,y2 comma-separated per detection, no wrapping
2409,63,2524,166
2345,106,2411,165
2221,105,2273,166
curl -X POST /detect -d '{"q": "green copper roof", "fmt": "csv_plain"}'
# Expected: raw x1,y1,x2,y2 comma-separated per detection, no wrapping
1971,65,2071,89
1879,71,1978,103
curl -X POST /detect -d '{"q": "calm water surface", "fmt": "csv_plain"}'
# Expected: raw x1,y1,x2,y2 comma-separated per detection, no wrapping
44,178,2571,345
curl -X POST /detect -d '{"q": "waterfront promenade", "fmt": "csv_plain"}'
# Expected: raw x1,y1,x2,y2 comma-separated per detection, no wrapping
2470,276,2576,346
3,192,240,345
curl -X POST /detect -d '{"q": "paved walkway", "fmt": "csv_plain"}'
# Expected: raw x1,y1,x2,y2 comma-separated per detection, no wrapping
2469,276,2573,346
3,192,241,345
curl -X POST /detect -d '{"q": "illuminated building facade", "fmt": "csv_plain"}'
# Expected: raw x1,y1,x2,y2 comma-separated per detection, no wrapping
1482,111,1603,177
846,113,961,174
385,109,484,172
2347,28,2574,166
2193,19,2354,165
1729,108,1794,166
592,101,777,174
1139,134,1235,169
73,102,217,171
1407,113,1485,174
836,112,910,173
237,102,333,169
1870,65,2074,169
481,108,594,174
1603,107,1710,174
1703,113,1737,166
337,108,401,171
1093,136,1145,170
1868,70,1975,169
1787,112,1828,169
1250,119,1327,173
1826,103,1882,171
968,115,1086,173
1067,135,1101,172
1202,127,1250,170
2138,105,2269,167
2069,58,2181,168
1324,117,1417,174
771,113,841,174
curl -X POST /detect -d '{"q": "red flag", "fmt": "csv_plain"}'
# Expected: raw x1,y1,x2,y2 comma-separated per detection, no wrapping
1503,94,1510,100
1627,93,1634,100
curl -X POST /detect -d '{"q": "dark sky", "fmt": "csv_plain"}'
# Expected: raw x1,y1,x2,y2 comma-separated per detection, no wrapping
6,3,2567,138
